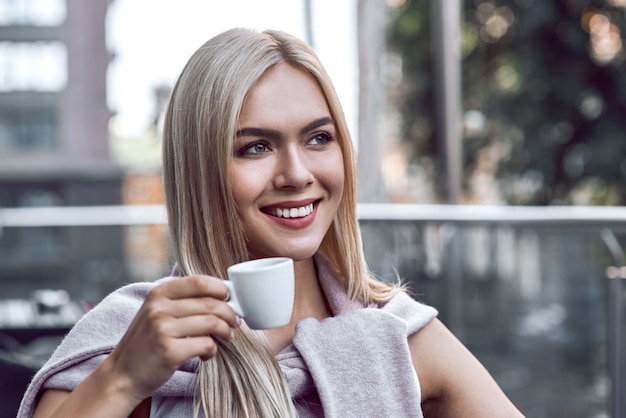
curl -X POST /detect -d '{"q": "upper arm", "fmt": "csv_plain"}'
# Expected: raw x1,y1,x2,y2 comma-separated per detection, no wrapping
409,318,523,418
32,389,70,418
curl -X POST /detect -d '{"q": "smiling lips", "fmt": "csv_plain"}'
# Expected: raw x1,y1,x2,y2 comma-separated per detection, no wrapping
266,202,314,219
261,201,319,230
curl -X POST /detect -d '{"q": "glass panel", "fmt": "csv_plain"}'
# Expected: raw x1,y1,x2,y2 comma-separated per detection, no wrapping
361,220,620,417
0,209,623,417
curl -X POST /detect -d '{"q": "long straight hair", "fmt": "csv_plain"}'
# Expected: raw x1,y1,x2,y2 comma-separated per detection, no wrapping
162,28,400,417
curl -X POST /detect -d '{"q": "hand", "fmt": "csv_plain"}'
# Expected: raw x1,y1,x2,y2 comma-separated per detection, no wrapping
105,275,240,402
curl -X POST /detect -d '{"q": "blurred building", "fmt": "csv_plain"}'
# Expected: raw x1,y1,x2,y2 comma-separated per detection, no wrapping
0,0,121,205
0,0,124,300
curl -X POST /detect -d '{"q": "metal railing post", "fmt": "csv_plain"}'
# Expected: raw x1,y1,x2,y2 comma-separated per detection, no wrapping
433,0,462,204
601,229,624,418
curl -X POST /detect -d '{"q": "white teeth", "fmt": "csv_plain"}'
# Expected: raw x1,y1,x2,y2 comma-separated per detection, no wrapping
271,203,313,218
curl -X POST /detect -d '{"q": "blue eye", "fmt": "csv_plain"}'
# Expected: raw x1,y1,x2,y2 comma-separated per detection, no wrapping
308,132,335,146
237,141,271,156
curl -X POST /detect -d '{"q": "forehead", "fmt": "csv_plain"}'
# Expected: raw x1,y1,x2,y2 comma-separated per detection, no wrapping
238,63,331,128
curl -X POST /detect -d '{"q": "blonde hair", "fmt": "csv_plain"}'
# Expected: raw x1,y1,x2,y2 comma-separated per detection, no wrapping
162,28,400,417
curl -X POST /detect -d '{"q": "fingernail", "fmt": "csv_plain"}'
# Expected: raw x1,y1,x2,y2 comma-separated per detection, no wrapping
230,330,235,340
235,315,242,327
225,290,231,302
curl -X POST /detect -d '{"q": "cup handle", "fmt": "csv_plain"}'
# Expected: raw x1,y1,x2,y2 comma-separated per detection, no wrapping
223,281,244,318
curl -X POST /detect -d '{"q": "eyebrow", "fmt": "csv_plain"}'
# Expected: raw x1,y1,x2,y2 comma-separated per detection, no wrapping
235,117,335,139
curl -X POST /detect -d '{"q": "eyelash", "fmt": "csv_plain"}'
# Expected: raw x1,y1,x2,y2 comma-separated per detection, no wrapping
309,132,336,146
235,141,272,157
235,131,336,157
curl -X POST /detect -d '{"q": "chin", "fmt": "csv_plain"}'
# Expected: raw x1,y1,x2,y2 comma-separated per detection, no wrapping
249,245,320,261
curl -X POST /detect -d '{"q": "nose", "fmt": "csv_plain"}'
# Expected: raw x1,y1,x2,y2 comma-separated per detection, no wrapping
273,146,314,190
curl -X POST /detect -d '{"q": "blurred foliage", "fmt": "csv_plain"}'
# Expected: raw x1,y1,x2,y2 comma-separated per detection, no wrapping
387,0,626,205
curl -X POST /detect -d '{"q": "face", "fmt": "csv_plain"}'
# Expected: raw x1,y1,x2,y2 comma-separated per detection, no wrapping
230,63,344,261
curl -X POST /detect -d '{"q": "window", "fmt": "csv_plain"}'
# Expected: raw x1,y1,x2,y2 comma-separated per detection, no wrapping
0,108,58,152
0,0,66,26
0,42,67,92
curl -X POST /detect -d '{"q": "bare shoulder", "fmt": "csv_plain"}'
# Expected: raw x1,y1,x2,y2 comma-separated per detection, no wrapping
408,318,525,418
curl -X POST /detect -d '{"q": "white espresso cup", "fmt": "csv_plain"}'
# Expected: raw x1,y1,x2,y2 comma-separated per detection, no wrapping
225,257,294,330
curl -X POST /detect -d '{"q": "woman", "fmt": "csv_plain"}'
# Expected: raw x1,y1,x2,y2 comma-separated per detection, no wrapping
21,28,523,417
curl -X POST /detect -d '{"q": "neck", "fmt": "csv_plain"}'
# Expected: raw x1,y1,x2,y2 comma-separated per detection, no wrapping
291,256,331,322
263,255,331,353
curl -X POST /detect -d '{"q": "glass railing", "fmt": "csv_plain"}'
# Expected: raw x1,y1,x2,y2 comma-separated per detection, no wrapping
358,204,626,418
1,204,625,418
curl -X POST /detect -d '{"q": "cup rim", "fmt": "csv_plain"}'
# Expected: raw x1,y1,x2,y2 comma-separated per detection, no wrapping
227,257,293,274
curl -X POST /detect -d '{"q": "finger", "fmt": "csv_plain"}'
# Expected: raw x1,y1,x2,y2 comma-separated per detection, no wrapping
172,335,222,361
151,275,229,301
168,297,239,327
166,315,235,342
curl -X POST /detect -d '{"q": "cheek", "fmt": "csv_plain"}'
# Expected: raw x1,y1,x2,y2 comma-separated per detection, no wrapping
321,150,345,198
330,164,345,195
229,165,255,210
229,162,277,220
